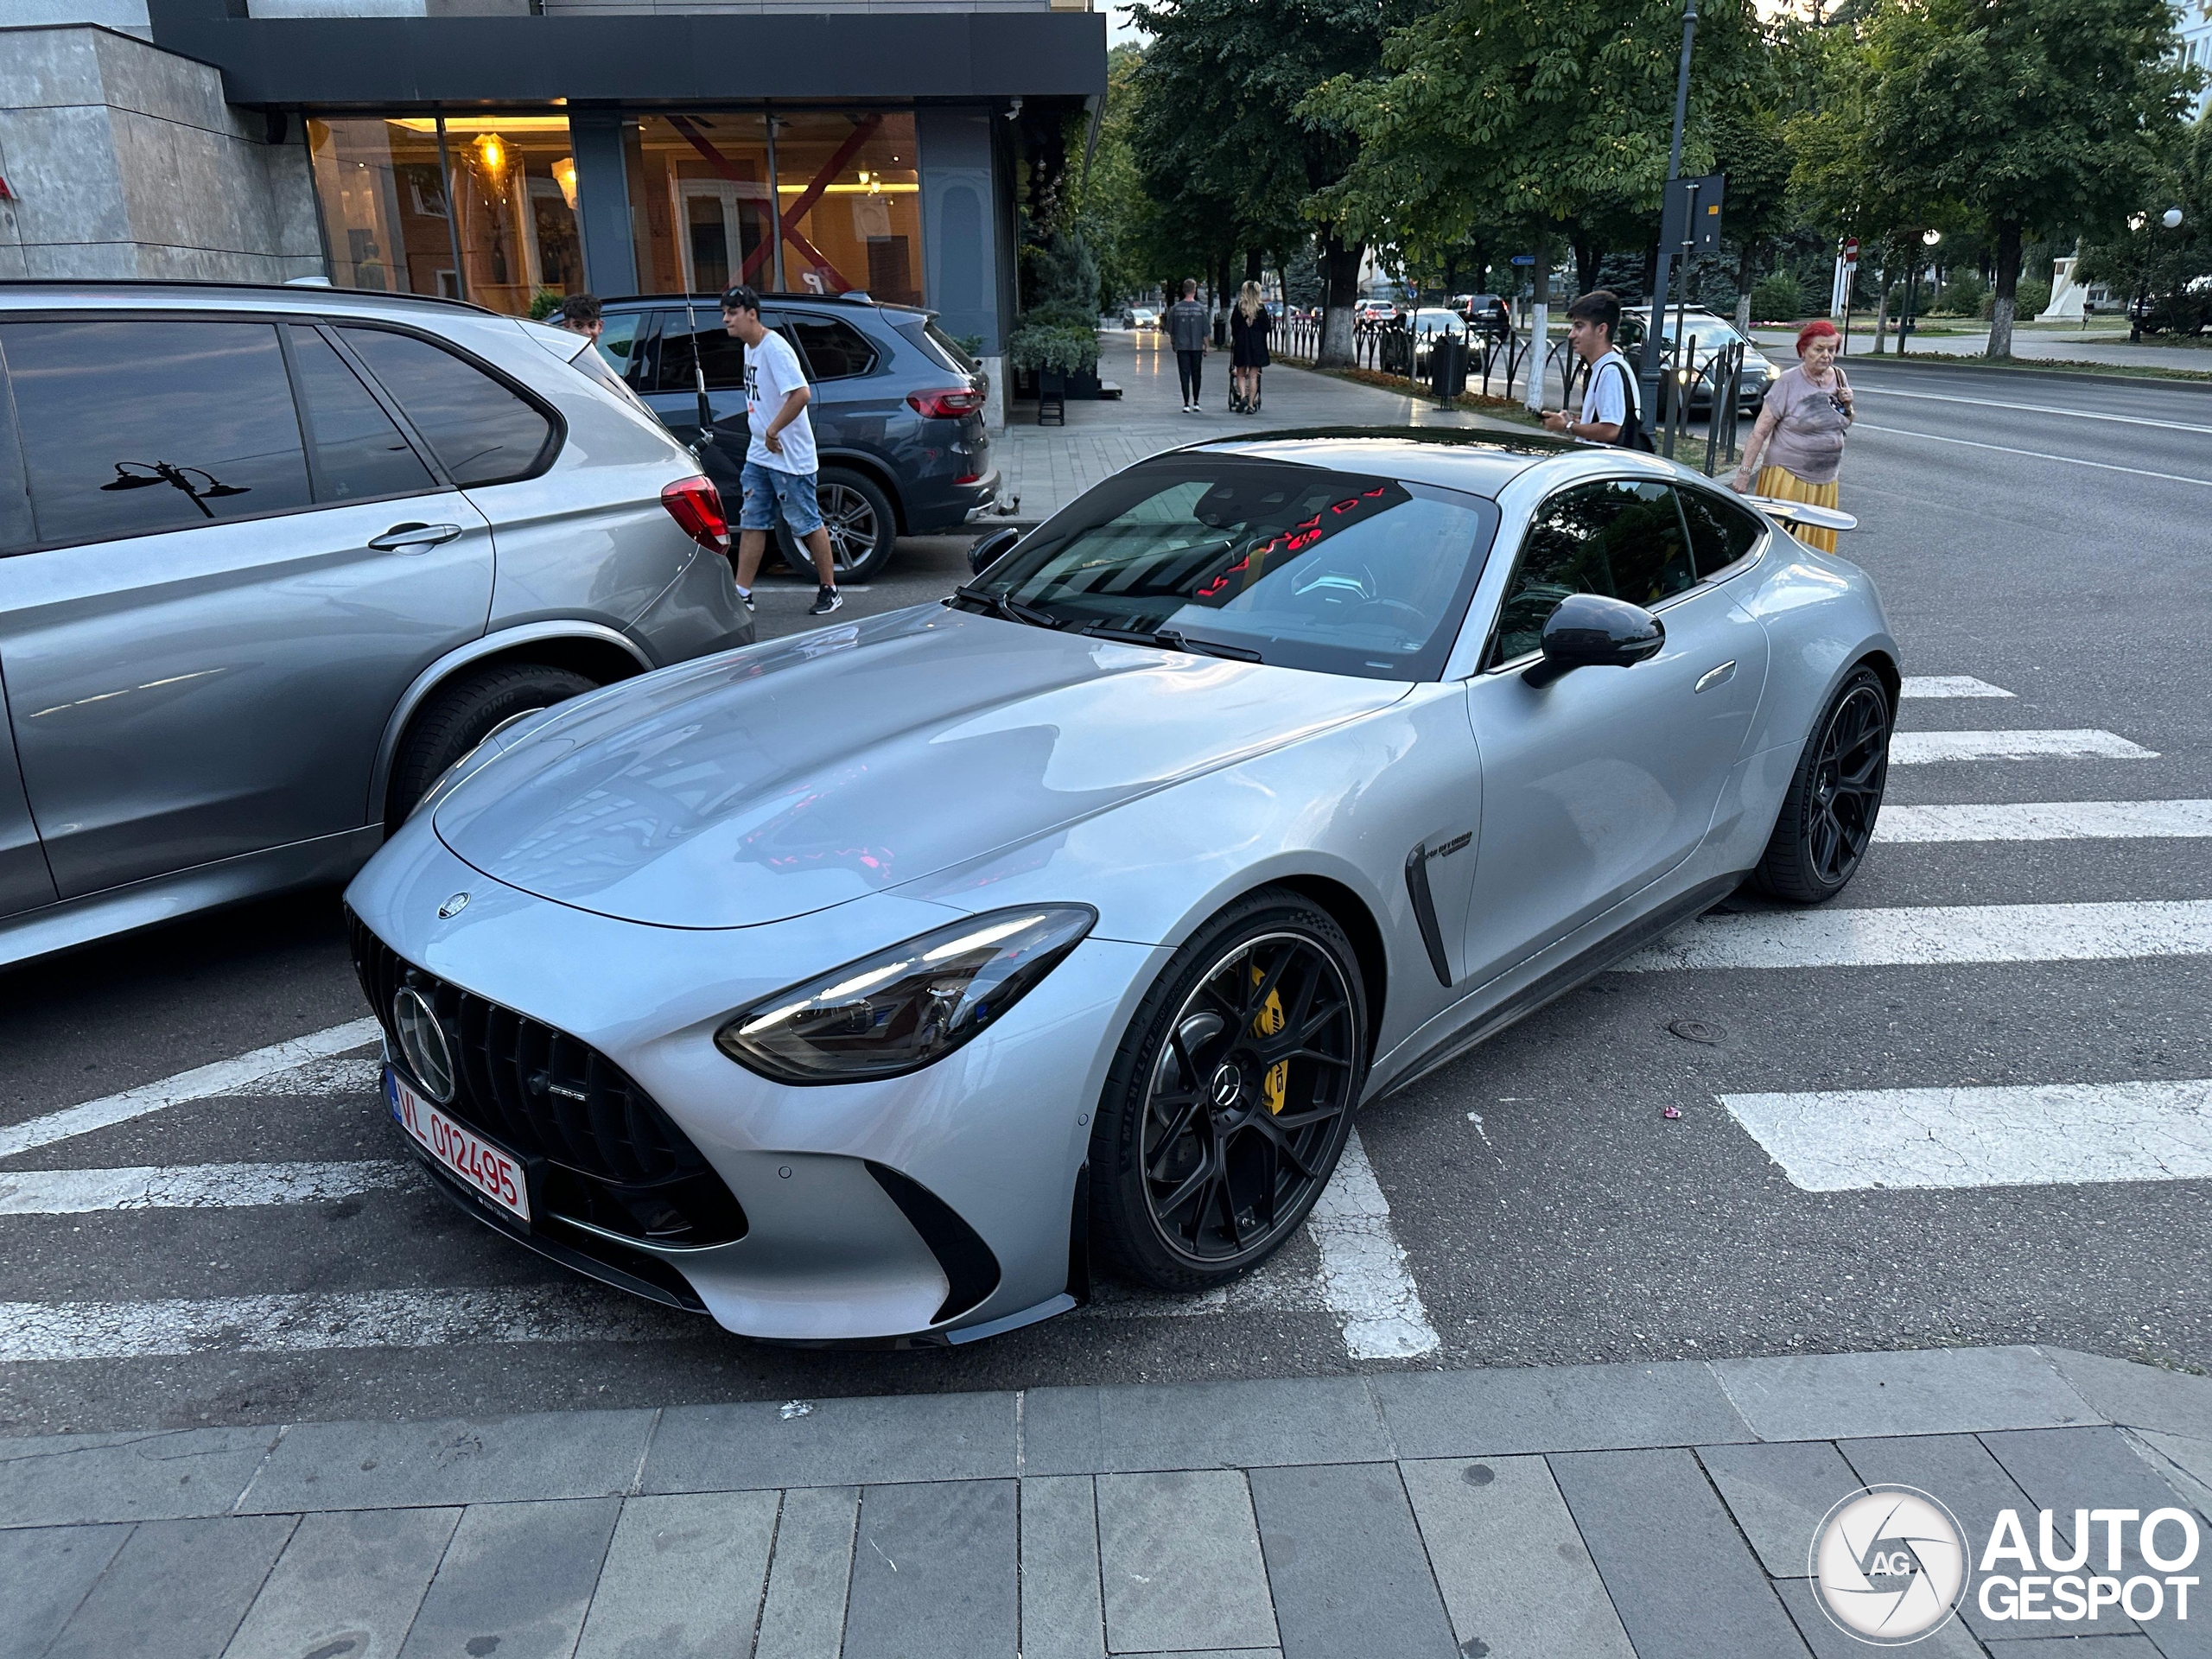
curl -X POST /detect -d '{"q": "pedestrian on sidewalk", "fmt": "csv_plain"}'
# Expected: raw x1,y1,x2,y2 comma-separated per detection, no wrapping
1166,279,1211,413
553,293,602,342
1230,281,1271,413
1731,318,1855,552
1541,289,1647,449
721,284,842,616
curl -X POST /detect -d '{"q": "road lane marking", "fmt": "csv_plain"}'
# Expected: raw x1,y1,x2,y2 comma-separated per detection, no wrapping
1306,1128,1440,1359
1853,423,2212,490
1875,800,2212,842
1859,385,2212,435
1617,899,2212,972
1891,729,2156,764
1899,676,2013,699
0,1019,383,1161
1719,1080,2212,1192
0,1160,414,1217
0,1285,696,1363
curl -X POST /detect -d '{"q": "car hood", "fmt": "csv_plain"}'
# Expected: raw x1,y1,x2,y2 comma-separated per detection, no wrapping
433,607,1408,928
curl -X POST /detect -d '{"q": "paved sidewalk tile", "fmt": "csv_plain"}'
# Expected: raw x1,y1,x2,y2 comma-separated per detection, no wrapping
1371,1359,1751,1459
1020,1475,1105,1659
1399,1455,1633,1659
754,1485,858,1659
1247,1462,1455,1659
2126,1427,2212,1516
1096,1469,1278,1654
1980,1639,2162,1653
0,1522,130,1659
1025,1376,1389,1477
642,1391,1015,1493
238,1411,657,1513
1698,1440,1864,1577
223,1507,460,1659
2041,1348,2212,1440
575,1491,778,1659
396,1497,620,1659
1551,1447,1810,1659
0,1426,279,1526
843,1478,1017,1658
1711,1347,2098,1442
1771,1576,1987,1659
44,1513,296,1659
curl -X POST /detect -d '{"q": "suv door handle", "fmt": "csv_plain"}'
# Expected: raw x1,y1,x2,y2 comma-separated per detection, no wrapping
369,522,463,553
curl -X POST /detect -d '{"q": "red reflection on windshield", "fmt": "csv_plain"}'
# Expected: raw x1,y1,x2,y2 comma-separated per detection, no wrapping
1192,484,1403,603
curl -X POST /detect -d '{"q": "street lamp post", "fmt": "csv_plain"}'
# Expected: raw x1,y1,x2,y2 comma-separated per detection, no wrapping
1898,227,1939,356
2132,208,2185,343
1639,0,1699,428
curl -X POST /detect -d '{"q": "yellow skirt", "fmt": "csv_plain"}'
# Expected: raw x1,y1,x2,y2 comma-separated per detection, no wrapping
1753,466,1840,553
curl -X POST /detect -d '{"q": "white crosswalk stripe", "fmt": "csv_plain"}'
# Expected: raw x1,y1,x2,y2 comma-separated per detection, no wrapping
1618,899,2212,972
1891,729,2157,764
1899,676,2014,699
0,1160,415,1217
1876,800,2212,842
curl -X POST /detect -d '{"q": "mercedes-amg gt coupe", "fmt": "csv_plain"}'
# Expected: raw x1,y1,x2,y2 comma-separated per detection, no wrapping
345,429,1897,1345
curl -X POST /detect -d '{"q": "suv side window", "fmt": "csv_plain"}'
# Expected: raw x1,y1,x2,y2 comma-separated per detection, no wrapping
594,310,649,385
0,342,32,555
1675,483,1764,578
287,326,435,502
0,319,315,548
1487,479,1695,666
786,317,877,380
339,326,555,487
651,312,747,393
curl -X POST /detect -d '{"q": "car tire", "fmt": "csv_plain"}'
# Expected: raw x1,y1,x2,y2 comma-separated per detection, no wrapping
1089,887,1367,1293
1751,664,1892,904
387,662,598,827
779,467,897,583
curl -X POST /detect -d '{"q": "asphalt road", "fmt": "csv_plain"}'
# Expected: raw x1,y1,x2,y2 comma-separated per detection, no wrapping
3,365,2208,1434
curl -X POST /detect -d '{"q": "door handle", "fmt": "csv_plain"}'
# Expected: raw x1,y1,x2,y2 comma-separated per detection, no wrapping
369,522,463,553
1694,660,1737,694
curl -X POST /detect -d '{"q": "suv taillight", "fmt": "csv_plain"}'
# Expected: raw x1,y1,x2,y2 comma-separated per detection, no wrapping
907,386,986,419
660,476,729,555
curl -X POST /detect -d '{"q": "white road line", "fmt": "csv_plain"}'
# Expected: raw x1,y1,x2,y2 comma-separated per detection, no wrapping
1306,1128,1439,1360
1719,1080,2212,1192
0,1018,382,1161
1891,729,2157,764
1875,800,2212,843
1899,676,2013,700
0,1285,696,1363
0,1160,415,1217
1860,385,2212,436
1854,423,2212,490
1617,899,2212,972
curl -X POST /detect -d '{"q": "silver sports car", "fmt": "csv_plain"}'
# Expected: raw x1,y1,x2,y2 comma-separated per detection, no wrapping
344,431,1897,1344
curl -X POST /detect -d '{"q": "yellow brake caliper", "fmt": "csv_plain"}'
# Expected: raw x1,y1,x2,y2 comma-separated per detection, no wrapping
1250,964,1287,1115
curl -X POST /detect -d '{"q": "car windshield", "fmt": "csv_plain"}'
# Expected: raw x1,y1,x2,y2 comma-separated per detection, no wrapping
1649,314,1746,347
1411,310,1464,331
962,456,1497,681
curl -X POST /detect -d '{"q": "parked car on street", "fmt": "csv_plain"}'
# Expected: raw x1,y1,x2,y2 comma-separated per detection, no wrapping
1356,299,1402,330
347,429,1895,1345
1618,306,1782,414
0,279,752,970
596,293,995,582
1405,307,1470,372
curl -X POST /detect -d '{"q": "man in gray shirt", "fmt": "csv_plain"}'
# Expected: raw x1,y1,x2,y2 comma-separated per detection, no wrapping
1164,279,1211,413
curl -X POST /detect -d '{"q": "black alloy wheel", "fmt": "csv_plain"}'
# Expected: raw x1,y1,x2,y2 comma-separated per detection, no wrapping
1091,891,1365,1290
1753,664,1891,902
778,467,897,582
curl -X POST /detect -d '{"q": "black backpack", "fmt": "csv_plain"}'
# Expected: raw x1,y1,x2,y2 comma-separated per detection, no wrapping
1599,356,1656,452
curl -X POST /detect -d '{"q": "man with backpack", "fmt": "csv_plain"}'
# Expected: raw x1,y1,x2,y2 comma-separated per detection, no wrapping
1542,289,1649,450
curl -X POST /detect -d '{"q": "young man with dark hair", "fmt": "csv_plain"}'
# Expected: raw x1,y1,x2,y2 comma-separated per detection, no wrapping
1543,289,1643,448
555,293,603,342
1164,278,1211,413
721,284,842,616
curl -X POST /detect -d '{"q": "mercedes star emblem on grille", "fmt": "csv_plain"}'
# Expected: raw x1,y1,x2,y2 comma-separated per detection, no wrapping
437,892,470,919
393,987,457,1103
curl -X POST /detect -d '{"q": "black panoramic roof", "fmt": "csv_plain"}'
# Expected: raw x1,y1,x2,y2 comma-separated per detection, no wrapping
601,292,926,316
1182,427,1576,499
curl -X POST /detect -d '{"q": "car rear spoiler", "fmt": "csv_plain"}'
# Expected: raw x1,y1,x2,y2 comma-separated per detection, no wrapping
1748,495,1858,534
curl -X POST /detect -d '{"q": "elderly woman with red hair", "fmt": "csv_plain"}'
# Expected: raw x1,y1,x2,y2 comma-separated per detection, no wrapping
1729,319,1855,551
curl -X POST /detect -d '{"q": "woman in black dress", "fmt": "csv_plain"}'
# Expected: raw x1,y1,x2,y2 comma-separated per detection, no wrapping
1230,281,1272,413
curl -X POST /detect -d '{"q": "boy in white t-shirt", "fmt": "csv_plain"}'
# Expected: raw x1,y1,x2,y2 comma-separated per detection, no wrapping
1541,289,1643,448
721,284,841,616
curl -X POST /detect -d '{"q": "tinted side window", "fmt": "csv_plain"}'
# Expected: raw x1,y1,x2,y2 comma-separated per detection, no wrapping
1676,484,1764,577
0,320,314,547
0,347,31,555
594,311,648,385
1490,480,1695,665
788,318,877,379
339,327,553,486
288,326,435,501
652,314,746,392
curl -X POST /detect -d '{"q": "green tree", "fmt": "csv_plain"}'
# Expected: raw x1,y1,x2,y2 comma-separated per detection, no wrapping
2074,118,2212,334
1850,0,2199,358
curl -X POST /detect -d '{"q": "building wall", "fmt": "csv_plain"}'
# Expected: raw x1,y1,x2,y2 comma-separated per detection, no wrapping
0,25,322,282
2179,0,2212,119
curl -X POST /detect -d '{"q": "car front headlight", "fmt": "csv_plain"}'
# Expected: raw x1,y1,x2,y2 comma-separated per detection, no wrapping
715,905,1098,1084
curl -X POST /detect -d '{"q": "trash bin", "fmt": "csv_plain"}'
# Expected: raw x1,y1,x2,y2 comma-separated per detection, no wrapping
1430,335,1469,399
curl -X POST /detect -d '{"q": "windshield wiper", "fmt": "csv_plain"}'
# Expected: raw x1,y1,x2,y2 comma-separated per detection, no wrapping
1077,620,1263,663
951,584,1064,630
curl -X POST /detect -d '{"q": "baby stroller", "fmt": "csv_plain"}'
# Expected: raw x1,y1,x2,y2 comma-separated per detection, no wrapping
1229,368,1263,415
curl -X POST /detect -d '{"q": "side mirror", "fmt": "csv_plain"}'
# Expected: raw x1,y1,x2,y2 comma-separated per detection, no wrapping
968,527,1020,575
1524,594,1665,688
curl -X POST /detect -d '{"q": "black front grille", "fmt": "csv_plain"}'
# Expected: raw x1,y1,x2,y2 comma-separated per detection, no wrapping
346,909,747,1252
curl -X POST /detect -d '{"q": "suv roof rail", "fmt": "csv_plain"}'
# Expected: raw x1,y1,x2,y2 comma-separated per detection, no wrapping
0,276,497,314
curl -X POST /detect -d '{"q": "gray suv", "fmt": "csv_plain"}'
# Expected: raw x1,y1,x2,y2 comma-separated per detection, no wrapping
0,281,752,969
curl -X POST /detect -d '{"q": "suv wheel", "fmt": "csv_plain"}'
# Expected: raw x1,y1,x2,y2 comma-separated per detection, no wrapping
387,663,597,827
779,467,897,583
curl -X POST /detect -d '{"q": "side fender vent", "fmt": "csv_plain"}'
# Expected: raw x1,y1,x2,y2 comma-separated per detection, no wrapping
1404,841,1454,988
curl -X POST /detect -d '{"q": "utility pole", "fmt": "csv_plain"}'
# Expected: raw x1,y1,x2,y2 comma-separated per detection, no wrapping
1639,0,1699,426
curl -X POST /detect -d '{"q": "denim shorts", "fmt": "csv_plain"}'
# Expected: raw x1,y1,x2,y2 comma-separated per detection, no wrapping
738,461,823,537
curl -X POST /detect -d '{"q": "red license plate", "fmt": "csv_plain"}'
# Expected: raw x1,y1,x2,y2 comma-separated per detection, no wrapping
387,1065,531,1223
